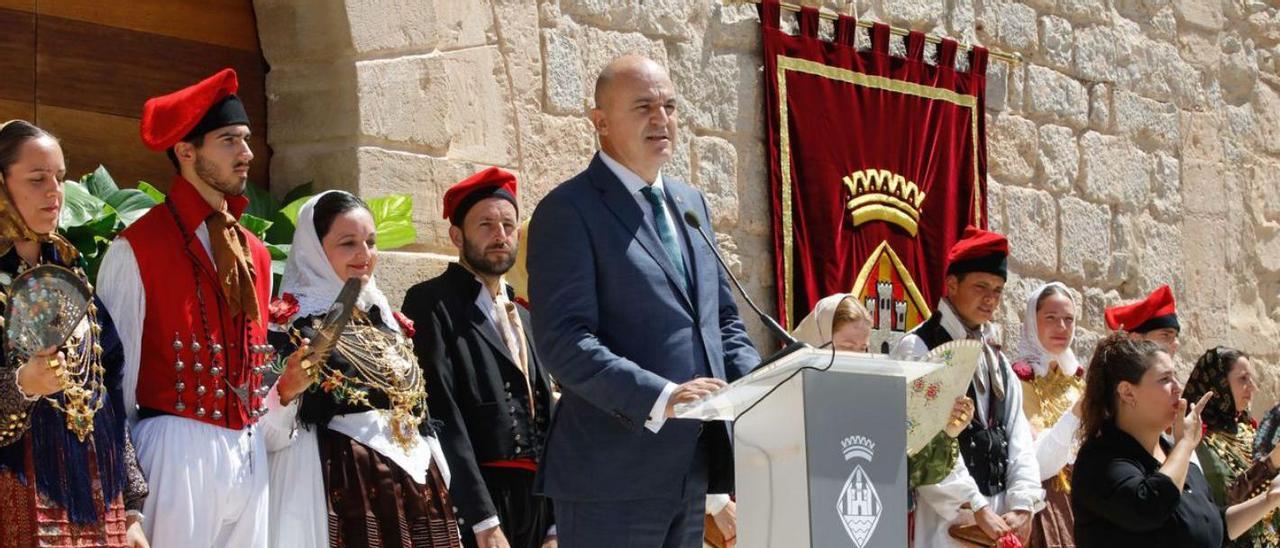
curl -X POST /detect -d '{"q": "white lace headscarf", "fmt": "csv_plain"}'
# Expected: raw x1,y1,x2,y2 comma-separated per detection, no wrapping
275,190,396,330
792,293,865,348
1016,281,1081,377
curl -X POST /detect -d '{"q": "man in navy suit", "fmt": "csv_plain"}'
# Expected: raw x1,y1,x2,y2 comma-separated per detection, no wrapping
527,55,761,547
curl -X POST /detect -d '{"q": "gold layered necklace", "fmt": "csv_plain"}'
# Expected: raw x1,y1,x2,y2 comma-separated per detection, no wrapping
1205,423,1265,495
1026,365,1083,493
1027,366,1082,432
48,306,106,441
301,309,427,451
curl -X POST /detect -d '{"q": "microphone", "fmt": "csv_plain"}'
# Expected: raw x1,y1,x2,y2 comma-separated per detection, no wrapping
683,210,807,361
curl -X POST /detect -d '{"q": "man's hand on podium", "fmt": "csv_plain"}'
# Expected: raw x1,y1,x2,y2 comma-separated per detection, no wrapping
665,378,728,418
475,525,511,548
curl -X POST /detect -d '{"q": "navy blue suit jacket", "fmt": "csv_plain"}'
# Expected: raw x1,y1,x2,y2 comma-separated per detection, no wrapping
527,154,760,502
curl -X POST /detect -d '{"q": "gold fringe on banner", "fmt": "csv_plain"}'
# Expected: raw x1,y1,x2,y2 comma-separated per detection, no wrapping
728,0,1022,65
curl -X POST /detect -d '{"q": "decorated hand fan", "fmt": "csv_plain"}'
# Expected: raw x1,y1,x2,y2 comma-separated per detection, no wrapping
5,265,92,359
298,277,362,374
257,278,362,399
905,339,983,455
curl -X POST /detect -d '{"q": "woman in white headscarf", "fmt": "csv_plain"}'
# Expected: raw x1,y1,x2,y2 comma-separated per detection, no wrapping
1011,282,1083,548
261,190,461,547
791,293,874,352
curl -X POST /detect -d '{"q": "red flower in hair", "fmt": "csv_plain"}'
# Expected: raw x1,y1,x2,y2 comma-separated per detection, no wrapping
269,293,300,326
393,311,416,337
1011,361,1035,382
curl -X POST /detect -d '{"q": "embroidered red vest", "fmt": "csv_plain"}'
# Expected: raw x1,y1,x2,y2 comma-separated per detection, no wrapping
122,176,273,430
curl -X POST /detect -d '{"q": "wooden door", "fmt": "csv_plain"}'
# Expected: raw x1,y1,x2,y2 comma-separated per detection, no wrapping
0,0,270,191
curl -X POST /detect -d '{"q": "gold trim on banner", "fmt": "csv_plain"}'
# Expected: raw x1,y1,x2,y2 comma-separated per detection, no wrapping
779,56,976,108
972,114,983,225
776,55,981,329
777,59,796,327
850,240,931,322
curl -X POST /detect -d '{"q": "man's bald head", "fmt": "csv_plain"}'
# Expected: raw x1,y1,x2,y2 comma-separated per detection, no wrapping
590,54,679,182
593,54,671,110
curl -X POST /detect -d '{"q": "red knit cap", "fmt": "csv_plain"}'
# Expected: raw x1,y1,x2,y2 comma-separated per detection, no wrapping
945,226,1009,280
443,167,518,226
140,68,249,151
1105,285,1179,333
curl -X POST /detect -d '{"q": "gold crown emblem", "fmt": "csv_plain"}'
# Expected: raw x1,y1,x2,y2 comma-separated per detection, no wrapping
841,169,927,237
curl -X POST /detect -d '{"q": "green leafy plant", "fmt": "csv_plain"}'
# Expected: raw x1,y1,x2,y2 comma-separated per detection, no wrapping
57,166,418,294
59,166,160,280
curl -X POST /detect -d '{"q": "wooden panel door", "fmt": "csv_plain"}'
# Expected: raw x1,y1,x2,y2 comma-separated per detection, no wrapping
2,1,270,191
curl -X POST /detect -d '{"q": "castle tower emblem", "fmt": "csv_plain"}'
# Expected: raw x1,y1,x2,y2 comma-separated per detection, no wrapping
836,435,882,547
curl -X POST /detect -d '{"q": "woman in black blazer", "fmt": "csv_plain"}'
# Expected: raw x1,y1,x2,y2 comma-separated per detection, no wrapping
1071,334,1280,547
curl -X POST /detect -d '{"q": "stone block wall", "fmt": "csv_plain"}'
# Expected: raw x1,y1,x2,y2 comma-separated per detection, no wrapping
255,0,1280,415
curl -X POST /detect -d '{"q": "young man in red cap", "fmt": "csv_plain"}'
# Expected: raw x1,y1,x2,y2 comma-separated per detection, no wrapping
1104,284,1180,355
97,68,282,547
401,167,556,548
892,227,1044,546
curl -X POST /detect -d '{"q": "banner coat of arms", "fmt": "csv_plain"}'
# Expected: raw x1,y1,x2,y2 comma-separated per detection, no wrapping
760,1,990,349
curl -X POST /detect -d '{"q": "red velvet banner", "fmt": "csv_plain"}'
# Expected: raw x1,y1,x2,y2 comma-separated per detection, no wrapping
760,1,989,349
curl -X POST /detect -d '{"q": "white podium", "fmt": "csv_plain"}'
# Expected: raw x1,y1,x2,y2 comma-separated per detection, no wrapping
676,342,979,548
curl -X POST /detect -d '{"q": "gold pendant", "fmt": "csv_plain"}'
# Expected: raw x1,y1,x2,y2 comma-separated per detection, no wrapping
388,407,420,452
60,385,96,442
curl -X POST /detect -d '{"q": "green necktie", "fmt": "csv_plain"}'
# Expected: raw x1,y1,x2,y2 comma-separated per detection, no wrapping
640,185,688,288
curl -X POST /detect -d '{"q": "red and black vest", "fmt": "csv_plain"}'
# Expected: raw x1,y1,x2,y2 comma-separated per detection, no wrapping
122,176,273,430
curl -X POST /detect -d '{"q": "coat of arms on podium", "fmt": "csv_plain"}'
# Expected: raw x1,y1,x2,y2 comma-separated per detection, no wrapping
836,435,881,547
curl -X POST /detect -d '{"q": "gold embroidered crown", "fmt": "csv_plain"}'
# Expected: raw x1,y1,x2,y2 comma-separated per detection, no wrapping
841,169,927,236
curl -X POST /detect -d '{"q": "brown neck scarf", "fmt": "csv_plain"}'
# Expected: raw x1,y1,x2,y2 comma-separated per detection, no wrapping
206,204,260,323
